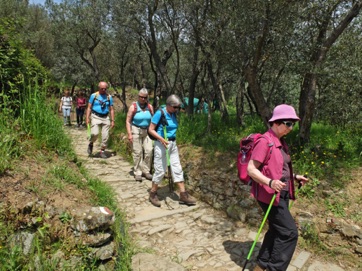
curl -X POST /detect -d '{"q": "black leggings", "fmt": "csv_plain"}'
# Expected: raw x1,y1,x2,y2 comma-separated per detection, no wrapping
257,191,298,271
76,108,85,124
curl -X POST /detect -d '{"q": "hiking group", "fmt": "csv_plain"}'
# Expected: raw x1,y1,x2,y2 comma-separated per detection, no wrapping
126,90,196,207
79,82,308,271
59,88,88,127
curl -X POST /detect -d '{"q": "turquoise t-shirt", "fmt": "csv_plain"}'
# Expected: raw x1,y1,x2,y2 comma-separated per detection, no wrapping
151,108,178,139
198,102,208,114
89,93,113,114
132,102,152,127
181,97,199,112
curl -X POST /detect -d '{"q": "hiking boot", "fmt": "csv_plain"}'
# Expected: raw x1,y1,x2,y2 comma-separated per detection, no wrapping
179,191,196,205
100,150,107,159
87,143,93,155
149,191,161,207
142,172,153,180
135,175,142,182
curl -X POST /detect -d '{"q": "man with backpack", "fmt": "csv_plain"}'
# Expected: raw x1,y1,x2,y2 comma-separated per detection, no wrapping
247,104,308,271
85,81,115,159
126,88,154,182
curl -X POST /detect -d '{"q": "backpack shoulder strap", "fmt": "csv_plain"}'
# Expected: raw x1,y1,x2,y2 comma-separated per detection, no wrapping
153,108,166,127
260,134,274,165
131,102,138,119
148,103,154,115
91,92,99,107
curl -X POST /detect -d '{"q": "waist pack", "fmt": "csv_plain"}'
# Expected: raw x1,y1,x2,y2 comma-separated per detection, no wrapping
237,133,273,185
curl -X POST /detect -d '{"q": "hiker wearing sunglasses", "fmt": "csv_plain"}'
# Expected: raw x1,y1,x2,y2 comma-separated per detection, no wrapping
147,94,196,207
126,88,154,182
247,104,308,271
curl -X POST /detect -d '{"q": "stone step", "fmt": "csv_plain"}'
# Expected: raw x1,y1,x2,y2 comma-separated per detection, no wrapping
130,205,200,224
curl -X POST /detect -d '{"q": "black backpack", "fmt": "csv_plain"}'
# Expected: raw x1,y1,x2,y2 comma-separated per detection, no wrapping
148,109,168,140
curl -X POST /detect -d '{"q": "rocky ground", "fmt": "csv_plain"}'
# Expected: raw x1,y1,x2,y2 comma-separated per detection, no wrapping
65,125,359,271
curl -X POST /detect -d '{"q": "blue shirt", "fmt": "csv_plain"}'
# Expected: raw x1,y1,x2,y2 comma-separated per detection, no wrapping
89,92,113,114
181,97,199,112
198,102,208,114
151,108,178,139
132,102,152,128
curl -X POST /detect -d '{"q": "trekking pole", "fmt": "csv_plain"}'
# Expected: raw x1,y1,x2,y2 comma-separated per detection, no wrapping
289,178,305,210
163,126,173,193
87,123,91,139
288,182,302,210
242,192,277,271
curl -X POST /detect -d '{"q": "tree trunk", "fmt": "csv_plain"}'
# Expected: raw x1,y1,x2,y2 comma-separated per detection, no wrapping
218,83,229,122
109,82,127,113
146,3,173,94
206,59,229,121
236,79,245,128
299,1,362,143
299,72,317,142
244,65,271,126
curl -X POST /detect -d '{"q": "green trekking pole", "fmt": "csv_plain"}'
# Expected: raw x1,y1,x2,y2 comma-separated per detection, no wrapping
163,125,173,192
242,192,277,271
87,123,91,139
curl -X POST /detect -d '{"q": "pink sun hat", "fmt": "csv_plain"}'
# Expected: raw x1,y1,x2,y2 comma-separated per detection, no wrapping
269,104,300,122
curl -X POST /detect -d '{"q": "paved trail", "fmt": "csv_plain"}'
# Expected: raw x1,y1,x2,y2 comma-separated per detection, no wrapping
67,126,350,271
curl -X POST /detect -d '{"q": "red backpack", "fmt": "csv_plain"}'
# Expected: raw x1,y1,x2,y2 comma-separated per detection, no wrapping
237,133,273,185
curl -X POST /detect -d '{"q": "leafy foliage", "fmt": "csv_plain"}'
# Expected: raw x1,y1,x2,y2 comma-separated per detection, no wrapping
0,19,47,117
20,86,73,156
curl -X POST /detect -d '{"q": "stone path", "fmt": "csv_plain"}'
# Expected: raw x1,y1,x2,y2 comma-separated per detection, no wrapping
67,126,354,271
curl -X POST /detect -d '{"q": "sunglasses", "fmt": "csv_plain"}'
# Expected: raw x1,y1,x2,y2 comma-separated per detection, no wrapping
172,106,181,109
282,121,295,128
139,96,148,99
100,88,107,90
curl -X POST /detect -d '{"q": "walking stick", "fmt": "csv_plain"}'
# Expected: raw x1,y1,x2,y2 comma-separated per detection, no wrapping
288,175,307,210
242,192,277,271
163,125,174,192
289,181,303,210
87,123,91,139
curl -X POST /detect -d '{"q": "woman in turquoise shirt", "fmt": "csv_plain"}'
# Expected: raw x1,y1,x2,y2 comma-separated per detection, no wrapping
148,94,196,207
126,88,154,181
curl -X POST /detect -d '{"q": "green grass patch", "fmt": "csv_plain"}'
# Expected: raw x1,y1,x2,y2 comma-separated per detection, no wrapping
20,85,74,157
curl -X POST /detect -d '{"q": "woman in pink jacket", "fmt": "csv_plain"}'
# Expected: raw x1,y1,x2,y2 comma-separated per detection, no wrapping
248,104,308,271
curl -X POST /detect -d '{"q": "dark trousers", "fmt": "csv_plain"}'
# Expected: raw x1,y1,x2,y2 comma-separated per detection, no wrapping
257,191,298,271
76,108,85,125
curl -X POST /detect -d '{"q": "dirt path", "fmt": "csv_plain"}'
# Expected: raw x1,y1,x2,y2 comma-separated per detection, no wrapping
66,125,351,271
